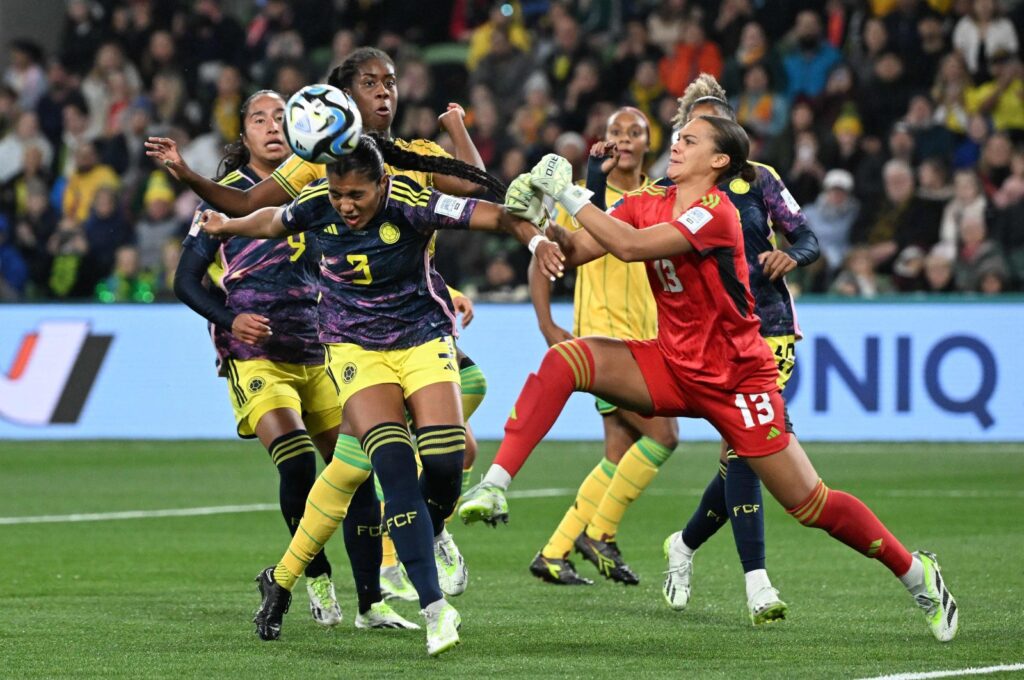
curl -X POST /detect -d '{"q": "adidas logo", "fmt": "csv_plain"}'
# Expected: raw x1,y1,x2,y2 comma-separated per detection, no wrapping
766,426,781,440
700,193,720,209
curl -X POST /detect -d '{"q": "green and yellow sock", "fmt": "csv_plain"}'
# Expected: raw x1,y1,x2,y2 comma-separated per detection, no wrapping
542,458,617,559
460,363,487,419
274,434,371,590
587,437,674,541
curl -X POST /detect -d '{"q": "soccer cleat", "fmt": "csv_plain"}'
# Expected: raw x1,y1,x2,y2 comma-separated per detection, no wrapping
422,600,461,657
747,586,788,625
354,601,421,630
529,552,594,585
912,550,958,642
253,566,291,641
574,533,640,585
380,564,418,602
434,529,469,596
305,574,342,627
457,482,509,526
662,532,692,610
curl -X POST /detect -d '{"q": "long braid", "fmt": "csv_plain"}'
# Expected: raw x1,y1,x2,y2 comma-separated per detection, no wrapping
373,135,508,197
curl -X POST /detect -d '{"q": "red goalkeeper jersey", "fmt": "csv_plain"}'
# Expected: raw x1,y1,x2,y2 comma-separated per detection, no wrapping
609,184,776,391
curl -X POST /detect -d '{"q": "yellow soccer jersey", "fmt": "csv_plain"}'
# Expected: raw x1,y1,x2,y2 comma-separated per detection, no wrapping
556,177,658,340
271,138,449,198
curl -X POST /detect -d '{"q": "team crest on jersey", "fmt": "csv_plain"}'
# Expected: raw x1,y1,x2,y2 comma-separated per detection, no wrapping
342,362,358,384
379,222,400,244
728,178,750,194
678,206,713,234
248,377,266,393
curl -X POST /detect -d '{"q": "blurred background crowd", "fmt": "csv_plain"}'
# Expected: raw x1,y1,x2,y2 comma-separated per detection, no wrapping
1,0,1023,303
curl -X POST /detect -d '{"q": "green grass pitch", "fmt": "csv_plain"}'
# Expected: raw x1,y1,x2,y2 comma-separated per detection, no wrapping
2,440,1021,678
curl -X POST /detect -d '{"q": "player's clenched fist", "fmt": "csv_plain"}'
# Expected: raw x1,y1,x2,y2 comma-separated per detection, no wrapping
528,154,593,217
505,174,548,228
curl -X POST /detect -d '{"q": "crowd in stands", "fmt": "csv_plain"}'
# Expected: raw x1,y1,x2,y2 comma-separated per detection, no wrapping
1,0,1023,303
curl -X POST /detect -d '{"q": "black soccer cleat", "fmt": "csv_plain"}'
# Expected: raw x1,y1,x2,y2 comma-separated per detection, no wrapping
574,534,640,585
253,566,291,641
529,552,594,585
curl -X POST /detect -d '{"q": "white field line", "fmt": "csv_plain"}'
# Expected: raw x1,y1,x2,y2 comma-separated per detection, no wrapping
1,485,1020,526
857,663,1024,680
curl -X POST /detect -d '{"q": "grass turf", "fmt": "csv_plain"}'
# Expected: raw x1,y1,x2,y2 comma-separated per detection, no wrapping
1,440,1021,678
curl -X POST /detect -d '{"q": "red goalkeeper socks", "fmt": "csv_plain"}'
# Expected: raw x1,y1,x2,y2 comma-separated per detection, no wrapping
492,340,595,478
788,479,913,576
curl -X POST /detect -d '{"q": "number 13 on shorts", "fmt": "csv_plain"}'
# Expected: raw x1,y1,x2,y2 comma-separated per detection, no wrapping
734,392,775,428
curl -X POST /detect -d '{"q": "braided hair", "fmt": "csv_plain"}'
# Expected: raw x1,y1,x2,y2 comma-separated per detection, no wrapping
328,134,508,197
215,89,282,180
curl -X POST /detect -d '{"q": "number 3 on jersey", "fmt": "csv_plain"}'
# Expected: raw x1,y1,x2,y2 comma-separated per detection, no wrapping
347,254,373,285
653,259,683,292
734,393,774,428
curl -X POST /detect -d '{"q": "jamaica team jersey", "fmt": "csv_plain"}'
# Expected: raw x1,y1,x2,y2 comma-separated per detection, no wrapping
609,185,775,391
183,165,323,366
281,175,478,350
554,178,657,340
271,137,448,199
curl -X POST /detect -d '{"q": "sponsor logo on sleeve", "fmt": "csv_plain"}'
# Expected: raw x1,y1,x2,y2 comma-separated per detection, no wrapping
677,206,713,234
434,195,468,219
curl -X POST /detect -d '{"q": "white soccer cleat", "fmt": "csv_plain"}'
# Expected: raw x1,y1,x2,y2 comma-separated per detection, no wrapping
747,585,788,625
305,574,342,627
912,550,958,642
354,601,421,630
458,482,509,526
422,599,461,657
379,564,418,602
662,531,693,611
434,528,469,596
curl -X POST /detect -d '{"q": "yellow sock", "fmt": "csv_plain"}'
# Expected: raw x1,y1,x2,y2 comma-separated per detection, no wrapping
461,465,473,495
587,437,674,541
460,364,487,419
541,458,617,559
274,434,371,590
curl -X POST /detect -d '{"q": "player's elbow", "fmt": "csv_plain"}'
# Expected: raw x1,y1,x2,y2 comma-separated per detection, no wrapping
614,242,647,262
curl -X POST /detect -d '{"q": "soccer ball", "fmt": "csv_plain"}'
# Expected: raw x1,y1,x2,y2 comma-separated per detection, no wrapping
284,84,362,164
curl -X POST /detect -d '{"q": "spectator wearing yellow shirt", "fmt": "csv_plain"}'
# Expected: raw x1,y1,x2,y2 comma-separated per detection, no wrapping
62,140,119,223
465,3,530,72
966,50,1024,138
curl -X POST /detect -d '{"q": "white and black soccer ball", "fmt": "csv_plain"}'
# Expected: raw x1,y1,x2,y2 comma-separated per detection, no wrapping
284,84,362,164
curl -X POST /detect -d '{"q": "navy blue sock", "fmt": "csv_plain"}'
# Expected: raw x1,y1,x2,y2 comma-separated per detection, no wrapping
272,432,331,579
724,454,766,572
681,460,728,550
362,422,442,608
416,425,465,535
342,476,383,614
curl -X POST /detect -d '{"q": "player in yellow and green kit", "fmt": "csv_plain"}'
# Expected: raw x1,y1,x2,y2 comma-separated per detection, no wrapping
147,48,489,602
527,107,678,585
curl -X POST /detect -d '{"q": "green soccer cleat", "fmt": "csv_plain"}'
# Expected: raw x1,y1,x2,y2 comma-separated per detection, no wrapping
354,601,421,630
574,533,639,585
434,528,469,596
457,482,509,526
747,585,788,625
380,565,418,602
422,599,461,657
662,532,692,611
253,566,291,641
912,550,958,642
529,552,594,585
305,573,342,627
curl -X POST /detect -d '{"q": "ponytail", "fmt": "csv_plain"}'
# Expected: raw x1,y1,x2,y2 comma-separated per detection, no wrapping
373,135,508,197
